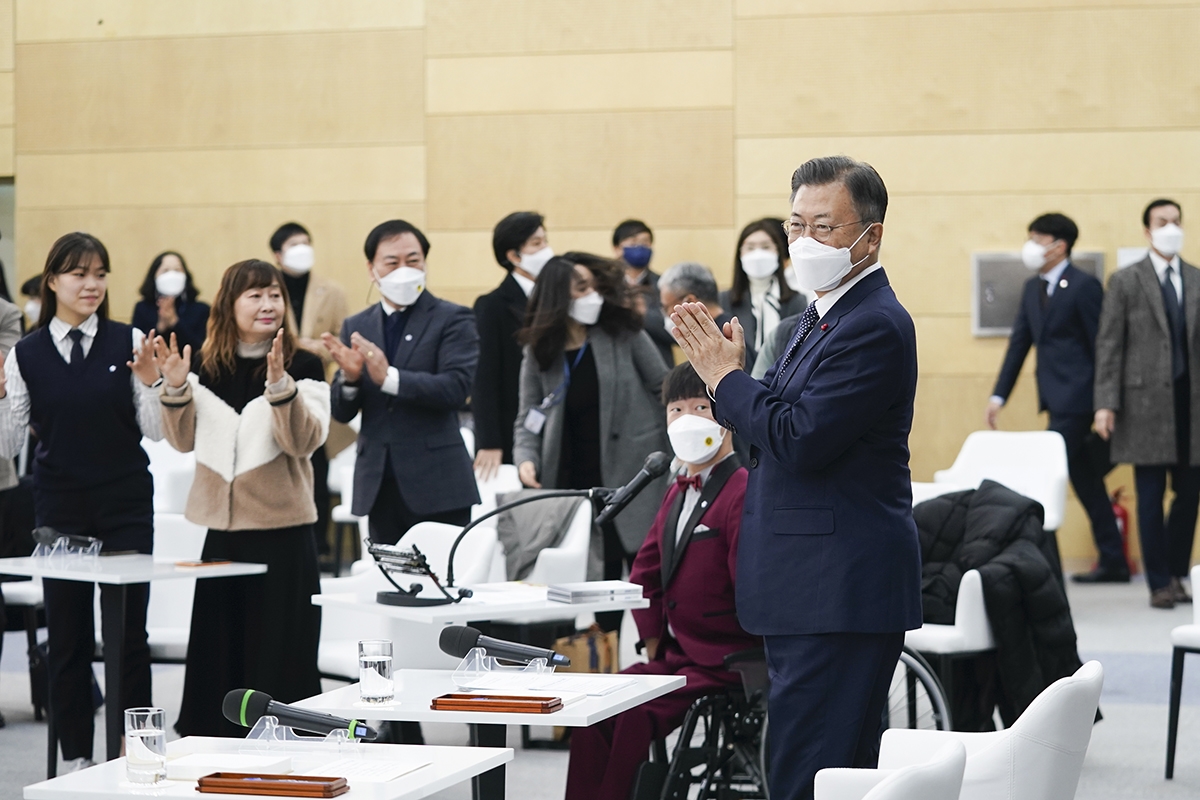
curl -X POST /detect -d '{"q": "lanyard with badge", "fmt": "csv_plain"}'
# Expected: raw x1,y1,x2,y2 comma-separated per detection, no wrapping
523,342,589,435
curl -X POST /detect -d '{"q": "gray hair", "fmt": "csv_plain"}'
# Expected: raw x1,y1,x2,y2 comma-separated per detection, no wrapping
659,262,720,305
790,155,888,224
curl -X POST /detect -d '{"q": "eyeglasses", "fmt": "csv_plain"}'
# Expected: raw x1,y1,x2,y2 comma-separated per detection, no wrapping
782,219,868,243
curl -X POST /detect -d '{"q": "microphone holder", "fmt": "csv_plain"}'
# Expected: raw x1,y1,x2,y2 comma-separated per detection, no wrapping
444,487,614,589
368,542,471,607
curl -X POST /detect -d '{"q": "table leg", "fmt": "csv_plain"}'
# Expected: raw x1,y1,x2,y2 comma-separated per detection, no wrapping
468,723,507,800
99,584,128,762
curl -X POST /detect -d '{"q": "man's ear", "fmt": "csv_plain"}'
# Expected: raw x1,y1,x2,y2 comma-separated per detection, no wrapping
507,249,522,269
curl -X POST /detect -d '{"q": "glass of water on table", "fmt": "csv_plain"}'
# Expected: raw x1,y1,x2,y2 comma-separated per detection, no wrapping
124,707,166,784
359,639,394,703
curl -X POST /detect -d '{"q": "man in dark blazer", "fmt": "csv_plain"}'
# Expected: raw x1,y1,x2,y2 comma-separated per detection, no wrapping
471,211,550,480
323,220,480,545
986,213,1126,583
614,219,674,368
565,363,760,800
1095,199,1199,609
672,156,921,800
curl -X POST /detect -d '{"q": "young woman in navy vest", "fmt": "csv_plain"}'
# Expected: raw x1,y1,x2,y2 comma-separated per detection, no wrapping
155,260,329,737
0,232,163,771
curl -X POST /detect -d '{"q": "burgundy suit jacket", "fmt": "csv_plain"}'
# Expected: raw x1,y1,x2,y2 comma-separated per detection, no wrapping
630,457,761,669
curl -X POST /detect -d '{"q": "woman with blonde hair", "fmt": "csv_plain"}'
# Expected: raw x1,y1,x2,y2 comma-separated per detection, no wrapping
157,259,329,737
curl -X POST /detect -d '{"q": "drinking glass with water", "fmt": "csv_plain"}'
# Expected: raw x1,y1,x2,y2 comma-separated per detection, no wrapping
124,707,166,784
359,639,394,703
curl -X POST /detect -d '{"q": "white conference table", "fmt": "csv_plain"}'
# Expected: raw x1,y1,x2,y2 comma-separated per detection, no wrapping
23,735,512,800
313,580,648,626
0,555,267,776
296,670,685,800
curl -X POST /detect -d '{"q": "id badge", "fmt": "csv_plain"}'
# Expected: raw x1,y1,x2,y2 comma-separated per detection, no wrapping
524,407,547,434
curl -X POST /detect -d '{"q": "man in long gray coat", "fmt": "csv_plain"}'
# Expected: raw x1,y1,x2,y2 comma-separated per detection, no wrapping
1095,198,1198,609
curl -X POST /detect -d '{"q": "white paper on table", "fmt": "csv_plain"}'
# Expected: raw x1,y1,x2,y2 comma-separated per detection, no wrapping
165,753,292,781
300,756,430,783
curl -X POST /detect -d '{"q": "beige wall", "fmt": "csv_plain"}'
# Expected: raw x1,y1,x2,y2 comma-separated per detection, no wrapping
9,0,1200,563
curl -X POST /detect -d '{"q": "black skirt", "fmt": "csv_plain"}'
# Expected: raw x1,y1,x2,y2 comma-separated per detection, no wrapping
175,524,322,737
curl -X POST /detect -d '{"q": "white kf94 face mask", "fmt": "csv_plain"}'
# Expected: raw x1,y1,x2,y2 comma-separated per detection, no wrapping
667,413,726,465
569,290,604,325
787,225,873,293
740,249,780,280
520,246,554,278
376,266,425,307
1151,223,1185,257
282,243,315,273
155,270,187,298
1021,239,1048,271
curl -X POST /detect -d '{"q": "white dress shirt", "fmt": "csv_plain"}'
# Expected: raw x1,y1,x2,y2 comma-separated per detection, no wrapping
814,263,883,319
0,314,164,458
1149,249,1183,300
512,272,536,297
1040,258,1070,298
341,301,402,399
674,452,735,545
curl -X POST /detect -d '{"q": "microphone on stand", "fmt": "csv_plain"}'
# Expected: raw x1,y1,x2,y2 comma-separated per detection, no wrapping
594,452,672,526
439,625,572,667
221,688,377,741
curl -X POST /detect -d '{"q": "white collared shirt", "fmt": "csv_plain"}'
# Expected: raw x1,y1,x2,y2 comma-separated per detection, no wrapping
1040,258,1070,297
814,263,883,319
675,452,734,545
0,314,163,458
512,272,536,297
340,302,402,398
1149,249,1183,301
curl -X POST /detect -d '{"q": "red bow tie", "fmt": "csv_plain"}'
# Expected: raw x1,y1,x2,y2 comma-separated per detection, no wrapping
676,474,703,492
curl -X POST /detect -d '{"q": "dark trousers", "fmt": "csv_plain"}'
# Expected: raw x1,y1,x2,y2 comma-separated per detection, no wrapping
366,461,471,546
764,631,904,800
565,639,739,800
311,446,331,556
1134,375,1200,592
595,521,634,633
1048,413,1125,571
36,472,154,761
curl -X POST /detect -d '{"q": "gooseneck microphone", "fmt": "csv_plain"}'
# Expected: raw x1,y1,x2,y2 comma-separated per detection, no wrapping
439,625,572,668
222,689,377,741
594,451,672,525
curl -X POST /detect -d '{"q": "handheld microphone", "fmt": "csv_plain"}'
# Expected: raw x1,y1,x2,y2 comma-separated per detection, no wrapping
221,689,377,741
439,625,572,668
594,451,672,526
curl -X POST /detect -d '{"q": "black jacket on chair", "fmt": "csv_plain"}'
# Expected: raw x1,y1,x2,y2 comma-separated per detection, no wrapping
914,480,1084,729
331,291,481,517
991,263,1101,416
472,274,529,463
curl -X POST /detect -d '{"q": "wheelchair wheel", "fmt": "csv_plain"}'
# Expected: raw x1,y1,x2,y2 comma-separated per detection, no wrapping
886,647,952,731
659,691,769,800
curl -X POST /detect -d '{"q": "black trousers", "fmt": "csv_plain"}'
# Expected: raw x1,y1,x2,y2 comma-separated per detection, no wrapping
36,472,154,761
1134,375,1200,592
311,447,331,556
366,460,472,546
763,631,904,800
1048,413,1125,571
595,522,634,633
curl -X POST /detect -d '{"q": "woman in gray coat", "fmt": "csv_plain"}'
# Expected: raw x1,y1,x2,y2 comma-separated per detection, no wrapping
513,252,670,631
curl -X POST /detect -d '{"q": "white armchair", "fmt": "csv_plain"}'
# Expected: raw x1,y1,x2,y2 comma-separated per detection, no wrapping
1167,564,1200,778
815,740,966,800
875,661,1103,800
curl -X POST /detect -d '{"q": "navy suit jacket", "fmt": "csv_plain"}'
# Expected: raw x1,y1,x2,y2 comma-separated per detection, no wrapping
713,268,922,636
991,263,1101,416
330,291,481,517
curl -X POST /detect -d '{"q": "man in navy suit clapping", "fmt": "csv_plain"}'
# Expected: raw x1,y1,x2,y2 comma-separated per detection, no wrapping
986,213,1127,583
671,156,921,800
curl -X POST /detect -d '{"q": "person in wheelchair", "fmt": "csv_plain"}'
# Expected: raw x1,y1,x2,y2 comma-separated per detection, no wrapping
565,363,762,800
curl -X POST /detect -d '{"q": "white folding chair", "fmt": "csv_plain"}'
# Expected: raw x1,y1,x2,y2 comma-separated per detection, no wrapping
815,740,966,800
1167,563,1200,778
877,661,1103,800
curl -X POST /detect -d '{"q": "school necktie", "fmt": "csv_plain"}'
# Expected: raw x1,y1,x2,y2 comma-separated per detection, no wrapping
776,302,821,376
68,329,85,372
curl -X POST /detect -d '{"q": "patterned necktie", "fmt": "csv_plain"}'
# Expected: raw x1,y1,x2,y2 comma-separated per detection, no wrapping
776,302,821,376
676,474,703,492
67,329,85,372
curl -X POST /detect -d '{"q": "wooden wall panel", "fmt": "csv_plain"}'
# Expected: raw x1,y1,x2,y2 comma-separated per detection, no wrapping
427,51,732,115
737,0,1185,16
427,110,734,231
736,9,1200,136
17,31,424,152
427,0,732,56
15,0,422,42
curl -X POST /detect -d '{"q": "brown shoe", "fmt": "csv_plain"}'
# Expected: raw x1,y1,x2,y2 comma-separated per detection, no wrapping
1171,577,1193,604
1151,587,1177,609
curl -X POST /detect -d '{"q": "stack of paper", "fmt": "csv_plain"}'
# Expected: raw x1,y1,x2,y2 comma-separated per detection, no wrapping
547,580,643,604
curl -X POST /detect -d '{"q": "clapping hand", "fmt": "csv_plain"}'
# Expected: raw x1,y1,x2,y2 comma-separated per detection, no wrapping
322,332,364,383
266,328,287,387
153,332,191,389
128,329,161,387
670,303,746,390
350,332,390,386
